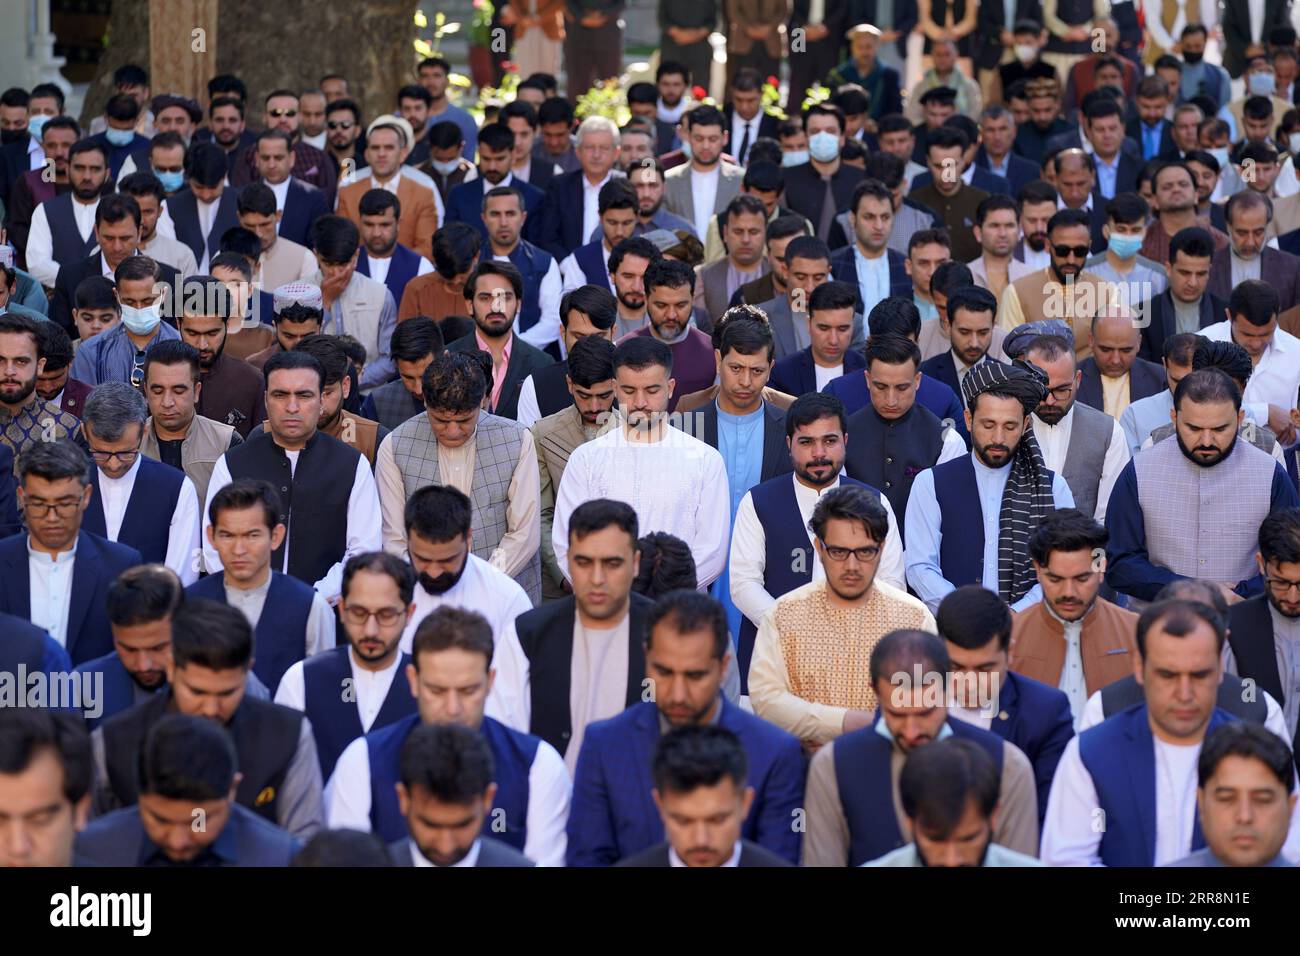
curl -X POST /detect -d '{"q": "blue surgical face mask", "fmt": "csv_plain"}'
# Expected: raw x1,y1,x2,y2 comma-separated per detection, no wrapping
154,169,184,192
119,302,161,335
782,149,809,167
27,114,50,140
1248,72,1276,97
809,131,840,163
105,126,135,147
1108,232,1143,260
1209,146,1230,168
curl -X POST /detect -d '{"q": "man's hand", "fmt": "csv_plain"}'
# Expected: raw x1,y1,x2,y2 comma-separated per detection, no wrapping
842,709,874,734
1245,43,1266,59
1066,26,1089,41
1268,404,1297,445
666,25,687,43
881,29,901,42
580,12,606,28
746,25,771,41
805,23,830,42
320,271,349,309
1000,29,1014,46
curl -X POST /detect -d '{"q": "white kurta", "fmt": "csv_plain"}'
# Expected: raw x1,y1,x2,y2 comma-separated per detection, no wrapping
400,553,534,654
96,457,202,586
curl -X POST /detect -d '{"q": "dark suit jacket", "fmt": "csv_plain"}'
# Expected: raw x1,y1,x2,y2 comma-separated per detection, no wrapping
1043,128,1142,163
567,698,805,866
0,443,16,538
387,836,535,867
722,107,781,163
918,352,1003,401
1077,355,1166,413
1208,246,1300,313
973,147,1040,197
275,177,329,249
974,0,1043,68
909,166,1013,197
729,271,778,308
695,400,793,481
447,332,555,421
445,176,545,243
0,530,142,665
525,156,558,193
771,346,867,399
1138,289,1227,361
0,135,35,209
828,245,912,313
535,169,603,260
782,162,865,239
166,186,240,268
1125,117,1176,161
1223,0,1292,78
986,671,1075,827
75,802,299,867
51,254,181,339
616,838,793,867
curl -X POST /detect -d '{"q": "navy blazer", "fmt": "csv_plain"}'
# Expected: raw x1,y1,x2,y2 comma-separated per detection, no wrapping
1138,289,1226,361
1126,117,1176,161
0,443,17,538
166,186,241,268
444,175,545,244
828,245,913,313
0,530,141,666
75,802,299,867
1077,355,1166,414
534,169,604,260
566,699,806,866
909,165,1013,197
771,346,867,399
695,400,794,482
274,178,329,249
986,671,1075,827
973,147,1040,197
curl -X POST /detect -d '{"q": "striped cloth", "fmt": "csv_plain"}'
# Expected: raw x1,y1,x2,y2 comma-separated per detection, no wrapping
961,360,1055,603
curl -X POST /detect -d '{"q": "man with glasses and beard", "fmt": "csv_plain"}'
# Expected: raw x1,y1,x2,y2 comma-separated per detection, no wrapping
1106,368,1300,605
398,484,532,654
275,551,419,783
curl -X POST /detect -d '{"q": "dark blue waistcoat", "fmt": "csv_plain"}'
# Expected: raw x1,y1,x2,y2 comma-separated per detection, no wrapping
302,646,417,781
82,457,185,565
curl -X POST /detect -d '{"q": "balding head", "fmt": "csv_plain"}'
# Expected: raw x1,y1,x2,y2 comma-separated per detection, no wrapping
1091,307,1141,378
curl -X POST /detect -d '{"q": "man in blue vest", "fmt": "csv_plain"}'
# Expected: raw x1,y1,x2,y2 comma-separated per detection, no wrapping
326,606,571,866
190,478,333,696
77,713,300,866
354,188,432,311
0,709,92,867
389,722,535,866
802,628,1040,866
568,590,804,866
480,185,562,352
91,597,324,841
1042,598,1300,866
905,359,1076,613
937,585,1075,828
276,551,419,783
730,392,907,690
558,178,639,297
80,382,201,585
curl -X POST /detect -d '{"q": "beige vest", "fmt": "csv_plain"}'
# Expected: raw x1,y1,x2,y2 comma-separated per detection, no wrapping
139,413,237,505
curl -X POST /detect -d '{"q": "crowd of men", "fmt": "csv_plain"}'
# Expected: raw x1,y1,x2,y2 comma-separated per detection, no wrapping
5,2,1300,868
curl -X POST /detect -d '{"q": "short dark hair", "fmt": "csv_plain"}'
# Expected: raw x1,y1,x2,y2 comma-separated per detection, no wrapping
1258,507,1300,567
767,213,811,243
342,551,417,606
411,606,494,669
1169,226,1216,264
0,709,92,806
34,321,74,372
144,339,201,384
786,392,847,438
209,477,281,531
463,259,524,303
899,738,1000,836
803,102,845,134
868,296,923,340
18,439,92,488
936,585,1012,652
405,484,472,543
925,125,969,153
1135,597,1227,657
870,629,950,691
1198,722,1295,793
431,222,482,278
864,333,921,372
652,725,748,796
139,714,236,801
118,171,166,205
311,214,361,264
105,92,142,122
1027,507,1108,566
263,347,325,392
633,533,698,597
607,236,660,276
185,141,228,188
1017,179,1059,207
358,188,400,220
644,590,728,659
907,228,951,257
560,284,617,331
422,351,485,412
685,104,726,132
1163,332,1202,367
808,280,857,316
1229,279,1280,328
428,120,465,150
477,122,516,155
389,316,443,362
784,235,831,267
236,181,278,218
95,193,141,230
1106,192,1149,226
291,829,393,867
946,285,998,326
171,598,254,671
569,498,638,547
974,193,1018,226
1174,366,1242,413
106,564,183,628
613,335,673,377
597,177,637,215
1047,208,1093,235
643,257,695,296
566,334,617,388
724,193,767,227
718,314,775,362
293,333,349,387
75,275,120,313
809,484,889,544
399,722,494,803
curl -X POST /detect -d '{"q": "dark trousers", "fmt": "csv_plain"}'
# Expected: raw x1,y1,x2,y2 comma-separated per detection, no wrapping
661,35,714,92
726,46,780,91
564,20,624,98
786,38,840,115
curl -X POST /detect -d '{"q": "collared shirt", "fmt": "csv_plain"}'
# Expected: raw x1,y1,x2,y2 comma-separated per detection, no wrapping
265,177,291,216
1231,250,1263,288
731,112,760,165
1100,371,1131,419
716,404,765,520
1044,600,1089,725
401,553,534,654
276,645,406,734
223,571,334,657
0,395,81,461
68,320,181,387
725,261,762,304
411,838,482,867
1083,255,1168,311
1201,320,1300,425
582,172,614,250
854,245,891,314
865,842,1046,867
905,452,1077,613
1119,389,1174,454
96,456,203,585
670,841,742,867
28,536,76,648
1031,405,1130,520
1173,295,1204,334
1094,153,1120,199
475,331,513,414
689,166,720,241
1140,122,1164,161
914,295,939,324
986,151,1010,179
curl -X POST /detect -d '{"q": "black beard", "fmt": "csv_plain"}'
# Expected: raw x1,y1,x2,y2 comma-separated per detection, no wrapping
1176,428,1236,468
419,558,468,595
915,827,993,867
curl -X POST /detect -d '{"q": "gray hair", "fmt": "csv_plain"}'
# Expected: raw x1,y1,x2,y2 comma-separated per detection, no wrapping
83,381,149,441
18,439,93,487
1173,102,1205,123
575,115,620,149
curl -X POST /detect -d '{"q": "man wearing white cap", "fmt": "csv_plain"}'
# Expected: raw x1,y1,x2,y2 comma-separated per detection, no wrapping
335,116,441,261
247,280,326,371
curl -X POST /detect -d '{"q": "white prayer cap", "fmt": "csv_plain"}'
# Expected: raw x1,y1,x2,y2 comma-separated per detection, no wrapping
272,281,322,313
367,114,416,151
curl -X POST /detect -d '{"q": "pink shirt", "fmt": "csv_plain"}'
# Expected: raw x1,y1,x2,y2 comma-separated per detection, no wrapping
476,330,513,413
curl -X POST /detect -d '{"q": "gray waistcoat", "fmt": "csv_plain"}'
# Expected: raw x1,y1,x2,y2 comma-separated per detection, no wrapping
1060,402,1115,519
1148,420,1278,457
389,411,541,604
1134,436,1276,585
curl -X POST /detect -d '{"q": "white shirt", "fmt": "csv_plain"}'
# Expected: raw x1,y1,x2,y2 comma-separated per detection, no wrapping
27,538,76,648
326,725,572,866
96,457,203,585
689,167,720,242
1249,0,1266,42
1048,603,1089,727
411,838,481,867
581,172,613,252
813,362,842,391
401,553,534,654
731,112,760,163
1030,406,1130,521
26,195,100,287
203,451,383,601
560,243,614,295
1201,320,1300,425
1021,244,1050,272
364,250,434,288
948,705,994,730
515,376,544,429
853,246,891,315
553,423,731,588
266,177,291,223
195,197,219,272
140,232,199,278
302,130,327,151
729,473,908,630
275,645,405,734
670,842,742,867
495,252,562,350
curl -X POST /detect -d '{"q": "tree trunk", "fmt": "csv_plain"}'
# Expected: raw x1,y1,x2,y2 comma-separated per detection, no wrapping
83,0,419,129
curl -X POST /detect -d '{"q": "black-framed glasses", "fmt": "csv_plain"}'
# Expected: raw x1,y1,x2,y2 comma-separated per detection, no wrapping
1043,382,1075,401
1266,576,1300,597
1053,244,1090,259
820,543,881,563
326,120,355,130
88,448,139,465
269,108,298,118
24,498,82,517
341,605,405,627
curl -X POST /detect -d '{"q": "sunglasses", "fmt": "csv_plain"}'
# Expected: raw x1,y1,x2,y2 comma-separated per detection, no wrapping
1052,244,1090,259
269,108,298,118
326,120,355,130
130,349,147,389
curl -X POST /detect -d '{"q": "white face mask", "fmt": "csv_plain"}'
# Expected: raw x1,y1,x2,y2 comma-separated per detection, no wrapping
1289,134,1300,154
430,158,461,176
1015,44,1038,64
120,302,162,335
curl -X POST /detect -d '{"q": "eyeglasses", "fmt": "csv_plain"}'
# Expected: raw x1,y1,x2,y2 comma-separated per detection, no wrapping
88,448,139,465
1266,576,1300,596
130,349,147,389
269,108,298,118
1043,382,1075,401
820,543,881,563
24,498,82,517
1052,244,1091,259
341,605,406,627
326,120,355,130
